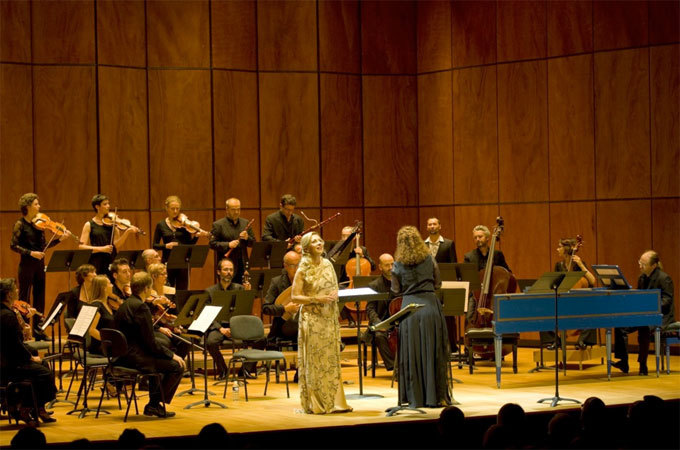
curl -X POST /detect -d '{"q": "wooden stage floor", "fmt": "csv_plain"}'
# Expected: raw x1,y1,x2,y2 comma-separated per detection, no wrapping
2,347,679,446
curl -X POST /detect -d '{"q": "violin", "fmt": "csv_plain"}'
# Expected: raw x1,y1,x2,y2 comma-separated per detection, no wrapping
170,213,209,235
13,299,44,319
103,213,146,235
31,213,80,243
106,294,123,311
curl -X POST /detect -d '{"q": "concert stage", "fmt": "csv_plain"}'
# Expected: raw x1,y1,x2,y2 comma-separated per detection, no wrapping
2,347,679,448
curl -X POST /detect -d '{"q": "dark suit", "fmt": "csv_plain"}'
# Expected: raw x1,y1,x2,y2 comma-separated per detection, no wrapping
209,217,256,284
262,211,304,243
366,276,395,370
427,237,458,264
463,248,511,322
114,295,183,405
262,272,298,341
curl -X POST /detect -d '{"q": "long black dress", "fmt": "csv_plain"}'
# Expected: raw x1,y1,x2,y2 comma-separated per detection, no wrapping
391,255,451,408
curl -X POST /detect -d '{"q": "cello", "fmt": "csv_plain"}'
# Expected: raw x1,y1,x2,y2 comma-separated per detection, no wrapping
468,217,517,358
344,224,372,315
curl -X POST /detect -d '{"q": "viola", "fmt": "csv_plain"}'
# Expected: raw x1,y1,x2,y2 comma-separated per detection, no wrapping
13,300,44,319
170,213,209,235
103,213,146,235
106,294,123,311
31,213,80,243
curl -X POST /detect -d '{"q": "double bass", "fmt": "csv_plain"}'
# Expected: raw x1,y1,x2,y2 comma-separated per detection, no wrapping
468,217,517,358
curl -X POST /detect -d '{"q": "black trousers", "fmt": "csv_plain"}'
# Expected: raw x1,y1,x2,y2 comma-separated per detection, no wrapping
7,360,56,407
154,331,190,359
18,259,46,326
614,326,651,366
365,330,395,370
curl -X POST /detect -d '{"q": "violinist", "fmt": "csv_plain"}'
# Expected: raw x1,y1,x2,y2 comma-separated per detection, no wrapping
1,278,57,424
365,253,396,371
204,258,258,380
110,257,132,302
262,194,304,246
86,275,117,356
540,238,597,350
463,225,511,322
209,198,255,284
330,226,376,327
79,194,140,277
147,263,188,359
10,193,72,325
153,195,209,290
65,264,96,319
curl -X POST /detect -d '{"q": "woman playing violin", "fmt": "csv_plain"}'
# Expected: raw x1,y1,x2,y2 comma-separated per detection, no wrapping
146,263,189,358
10,193,72,325
540,238,598,350
153,195,209,290
79,194,141,277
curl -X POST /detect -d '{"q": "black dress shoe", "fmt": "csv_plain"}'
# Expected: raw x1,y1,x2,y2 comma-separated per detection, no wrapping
612,360,629,374
39,408,56,423
143,404,175,418
639,365,648,376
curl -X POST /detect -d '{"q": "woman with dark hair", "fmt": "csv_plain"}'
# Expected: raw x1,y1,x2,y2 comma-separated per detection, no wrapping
392,225,451,409
0,278,57,424
65,264,96,319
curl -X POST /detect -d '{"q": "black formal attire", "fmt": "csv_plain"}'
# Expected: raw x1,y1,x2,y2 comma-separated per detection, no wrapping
87,301,115,355
540,260,597,347
66,285,86,319
204,282,260,376
262,211,304,245
88,220,115,277
463,248,511,322
392,256,451,408
153,220,199,290
0,303,56,407
10,218,61,321
262,271,298,342
113,295,183,406
615,267,675,368
427,236,459,351
365,275,395,371
112,283,129,302
209,217,256,285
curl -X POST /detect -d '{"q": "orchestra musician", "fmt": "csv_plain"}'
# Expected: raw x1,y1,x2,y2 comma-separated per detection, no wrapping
391,226,451,408
141,249,161,272
86,275,117,356
153,195,210,290
262,194,304,246
65,264,96,319
330,226,377,328
147,263,188,359
613,250,675,376
10,193,71,326
424,217,459,352
1,278,57,424
209,198,255,285
463,225,512,322
110,257,132,301
365,253,396,371
79,194,140,277
204,258,257,380
262,251,301,343
113,272,186,418
540,238,598,350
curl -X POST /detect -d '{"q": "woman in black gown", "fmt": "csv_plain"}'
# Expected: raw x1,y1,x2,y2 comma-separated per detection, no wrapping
391,225,451,408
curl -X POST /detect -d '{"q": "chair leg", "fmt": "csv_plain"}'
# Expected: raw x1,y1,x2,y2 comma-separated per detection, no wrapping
264,362,271,396
124,376,137,422
242,364,248,402
468,346,474,374
666,342,671,375
95,375,107,418
512,343,518,374
283,359,290,398
222,360,231,399
371,340,377,378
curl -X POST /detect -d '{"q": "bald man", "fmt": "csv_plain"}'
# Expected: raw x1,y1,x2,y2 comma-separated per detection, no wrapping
262,251,301,342
210,198,256,285
365,253,396,371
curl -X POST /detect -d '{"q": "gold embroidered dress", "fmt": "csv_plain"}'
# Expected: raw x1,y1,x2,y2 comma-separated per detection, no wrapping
297,257,352,414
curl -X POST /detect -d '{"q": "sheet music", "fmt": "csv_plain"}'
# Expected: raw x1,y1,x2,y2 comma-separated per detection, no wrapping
441,281,470,313
69,305,98,338
40,301,63,332
188,305,222,335
338,287,377,297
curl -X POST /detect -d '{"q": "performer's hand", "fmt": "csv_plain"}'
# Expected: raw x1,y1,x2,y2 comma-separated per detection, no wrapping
284,303,299,314
354,247,363,256
30,251,45,260
317,295,335,304
98,245,114,254
239,230,248,240
59,230,71,241
219,327,231,337
159,327,173,337
228,240,239,249
572,255,584,267
166,241,179,249
31,355,41,363
199,230,210,238
172,353,186,370
294,235,302,243
243,281,251,290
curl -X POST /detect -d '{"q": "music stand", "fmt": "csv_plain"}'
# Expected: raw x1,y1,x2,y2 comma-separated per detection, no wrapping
249,242,279,269
173,290,204,314
43,292,76,408
442,263,480,366
66,305,106,418
115,250,145,270
166,245,210,290
591,265,632,290
45,250,93,290
536,272,582,407
184,305,227,409
438,284,468,382
369,303,431,416
337,288,389,400
177,293,210,397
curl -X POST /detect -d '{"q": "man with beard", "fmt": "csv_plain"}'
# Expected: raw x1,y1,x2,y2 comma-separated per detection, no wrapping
424,217,457,264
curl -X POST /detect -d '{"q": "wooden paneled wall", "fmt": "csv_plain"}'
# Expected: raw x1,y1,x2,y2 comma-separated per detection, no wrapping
1,1,678,323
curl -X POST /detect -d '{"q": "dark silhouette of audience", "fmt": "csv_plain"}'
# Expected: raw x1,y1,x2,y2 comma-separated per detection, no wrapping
482,423,515,449
437,405,467,448
496,403,526,447
10,426,46,448
546,412,580,448
198,422,230,448
119,428,146,449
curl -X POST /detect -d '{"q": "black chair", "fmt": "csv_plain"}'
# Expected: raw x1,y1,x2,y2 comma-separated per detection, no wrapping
0,377,40,426
95,328,166,422
222,316,290,401
661,322,680,374
63,318,108,407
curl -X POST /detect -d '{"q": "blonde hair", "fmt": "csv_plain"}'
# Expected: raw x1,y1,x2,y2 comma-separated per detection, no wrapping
147,263,166,278
164,195,181,208
395,226,430,266
91,275,110,302
300,231,322,256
